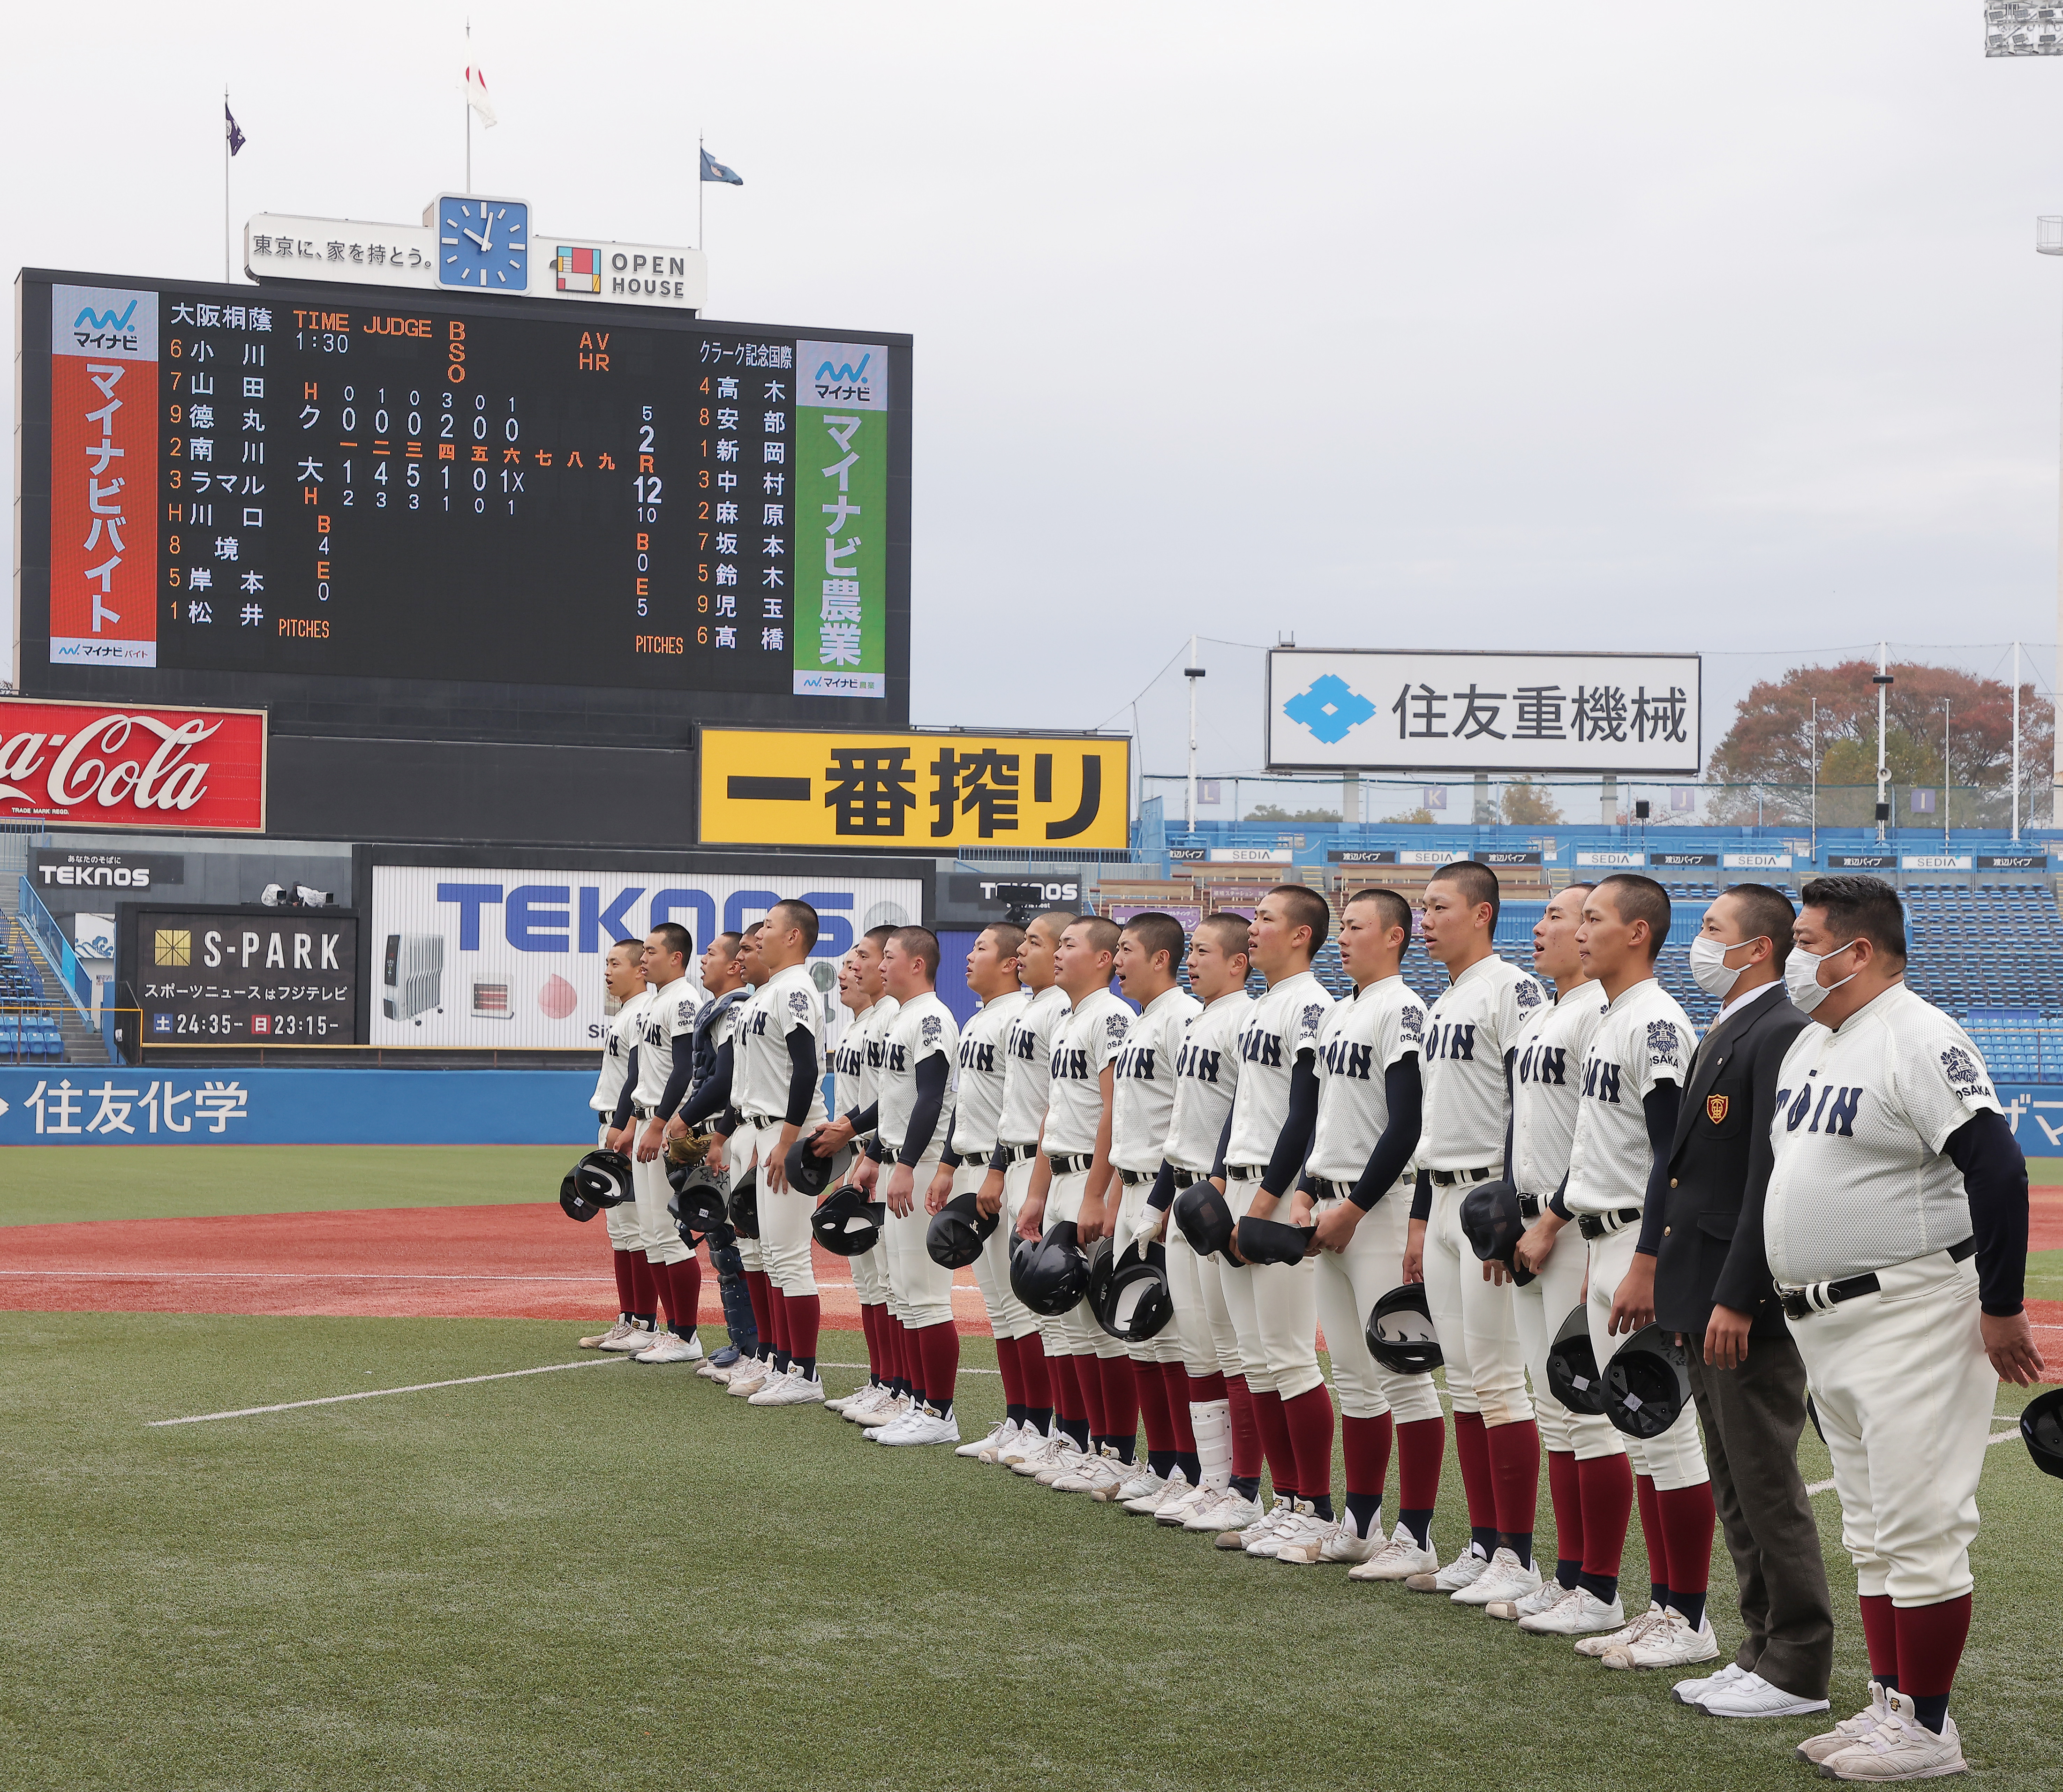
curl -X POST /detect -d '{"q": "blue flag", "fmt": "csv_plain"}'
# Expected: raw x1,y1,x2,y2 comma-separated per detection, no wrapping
225,103,246,156
700,147,743,186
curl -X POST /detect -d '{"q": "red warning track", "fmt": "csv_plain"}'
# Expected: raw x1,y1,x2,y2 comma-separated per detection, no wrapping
0,1203,989,1333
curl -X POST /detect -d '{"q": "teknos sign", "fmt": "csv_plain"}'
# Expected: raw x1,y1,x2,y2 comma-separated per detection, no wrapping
0,699,266,831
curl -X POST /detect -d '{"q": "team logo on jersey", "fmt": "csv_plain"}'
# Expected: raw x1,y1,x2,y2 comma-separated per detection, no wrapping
1940,1046,1986,1094
921,1015,943,1047
1106,1012,1130,1049
1400,1004,1425,1043
1300,1003,1327,1042
789,989,813,1022
1646,1020,1681,1068
1706,1093,1729,1124
1515,979,1543,1012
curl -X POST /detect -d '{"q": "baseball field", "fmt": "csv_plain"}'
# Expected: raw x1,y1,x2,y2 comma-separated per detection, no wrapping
5,1146,2061,1792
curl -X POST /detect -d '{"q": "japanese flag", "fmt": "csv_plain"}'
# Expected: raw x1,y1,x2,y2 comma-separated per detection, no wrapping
464,64,496,127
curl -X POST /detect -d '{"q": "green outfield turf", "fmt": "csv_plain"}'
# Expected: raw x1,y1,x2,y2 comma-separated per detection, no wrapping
2029,1156,2063,1186
2030,1248,2063,1303
3,1312,2060,1792
0,1145,569,1227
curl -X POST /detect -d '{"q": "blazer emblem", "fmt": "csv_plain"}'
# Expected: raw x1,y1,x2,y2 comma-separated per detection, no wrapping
1706,1093,1729,1124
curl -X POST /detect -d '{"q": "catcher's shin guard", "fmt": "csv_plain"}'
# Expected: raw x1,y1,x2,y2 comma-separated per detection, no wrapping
712,1240,758,1352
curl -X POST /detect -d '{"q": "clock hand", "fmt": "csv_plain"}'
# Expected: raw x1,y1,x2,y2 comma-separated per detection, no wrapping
463,226,491,250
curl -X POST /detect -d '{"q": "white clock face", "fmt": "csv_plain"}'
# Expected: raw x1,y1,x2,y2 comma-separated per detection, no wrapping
438,198,528,288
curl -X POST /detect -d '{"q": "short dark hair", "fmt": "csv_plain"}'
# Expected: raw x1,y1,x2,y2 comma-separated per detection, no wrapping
1428,860,1500,926
1799,875,1906,964
768,898,819,950
1594,875,1671,961
1721,884,1796,962
742,920,765,939
863,923,897,946
648,921,692,963
1557,880,1595,904
1120,911,1186,971
1071,915,1122,959
888,925,941,980
1345,887,1412,942
1197,911,1251,962
1028,910,1077,941
1267,883,1331,952
609,936,642,956
979,921,1027,963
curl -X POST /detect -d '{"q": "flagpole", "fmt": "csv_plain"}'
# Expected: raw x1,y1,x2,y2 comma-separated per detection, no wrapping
466,21,473,194
699,135,705,252
223,86,231,283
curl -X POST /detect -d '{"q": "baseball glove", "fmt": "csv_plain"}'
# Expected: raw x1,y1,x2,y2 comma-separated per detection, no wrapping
665,1129,712,1169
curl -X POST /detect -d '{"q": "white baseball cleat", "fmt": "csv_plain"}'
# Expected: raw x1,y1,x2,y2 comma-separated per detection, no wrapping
581,1318,636,1349
1033,1443,1092,1486
725,1357,776,1397
1008,1434,1068,1477
956,1418,1014,1459
1348,1523,1439,1582
632,1329,704,1364
842,1387,896,1425
748,1369,825,1407
1187,1490,1260,1535
1816,1694,1965,1782
1571,1600,1660,1655
598,1320,660,1354
1673,1660,1749,1707
1522,1589,1630,1640
988,1423,1042,1466
1406,1544,1489,1595
696,1357,733,1382
1109,1468,1165,1507
1053,1451,1128,1495
1696,1670,1830,1719
1222,1497,1296,1554
855,1391,911,1428
1267,1505,1338,1563
1796,1685,1895,1767
1490,1578,1576,1622
1601,1607,1719,1671
1154,1478,1218,1526
1280,1506,1380,1566
1453,1546,1542,1608
876,1405,962,1447
1124,1468,1184,1514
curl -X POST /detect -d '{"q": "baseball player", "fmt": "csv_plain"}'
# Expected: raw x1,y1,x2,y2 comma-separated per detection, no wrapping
1276,887,1443,1568
850,926,963,1445
605,923,708,1365
1146,912,1256,1531
1761,877,2040,1780
979,911,1074,1469
715,922,783,1390
1099,911,1203,1509
711,900,829,1408
1514,874,1716,1664
1013,915,1135,1492
926,923,1039,1461
580,938,658,1352
1480,883,1630,1620
1403,861,1546,1604
1203,883,1336,1559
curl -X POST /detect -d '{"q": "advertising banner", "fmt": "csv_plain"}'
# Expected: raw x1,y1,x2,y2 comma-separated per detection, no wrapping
120,906,359,1047
0,698,267,830
368,863,925,1048
792,341,890,698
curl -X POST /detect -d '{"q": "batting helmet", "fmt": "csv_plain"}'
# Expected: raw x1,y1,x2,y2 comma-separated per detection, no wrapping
925,1190,996,1270
1095,1245,1174,1342
668,1166,729,1239
1544,1303,1606,1415
559,1167,603,1223
812,1184,885,1257
1459,1179,1533,1285
784,1130,838,1200
2021,1387,2063,1480
1366,1284,1442,1375
1235,1215,1312,1266
1172,1181,1234,1257
1603,1325,1693,1439
1009,1221,1090,1317
727,1171,760,1240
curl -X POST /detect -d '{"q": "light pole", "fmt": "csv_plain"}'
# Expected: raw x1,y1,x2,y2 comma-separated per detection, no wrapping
2040,217,2063,809
1183,635,1205,832
1874,642,1892,845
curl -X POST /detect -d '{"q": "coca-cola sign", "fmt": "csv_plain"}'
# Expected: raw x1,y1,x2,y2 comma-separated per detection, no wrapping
0,699,266,832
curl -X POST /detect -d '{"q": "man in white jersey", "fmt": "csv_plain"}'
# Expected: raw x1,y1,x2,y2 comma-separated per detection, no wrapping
1516,874,1715,1664
580,939,658,1352
609,923,708,1365
979,910,1072,1467
1404,861,1546,1604
673,930,758,1378
851,927,963,1445
1485,884,1628,1620
718,924,779,1381
927,923,1037,1461
1761,878,2040,1781
1276,887,1443,1569
714,899,829,1408
1013,915,1132,1491
1099,912,1202,1510
1205,883,1335,1560
1146,913,1254,1532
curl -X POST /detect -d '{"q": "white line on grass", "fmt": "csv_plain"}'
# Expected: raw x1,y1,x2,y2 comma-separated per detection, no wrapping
5,1270,986,1295
149,1356,629,1425
1805,1427,2023,1496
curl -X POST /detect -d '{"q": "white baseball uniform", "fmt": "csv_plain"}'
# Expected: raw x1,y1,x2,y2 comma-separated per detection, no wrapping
1764,983,2003,1606
1566,976,1704,1489
835,995,896,1306
1161,990,1251,1384
875,990,960,1332
731,963,828,1298
1508,981,1622,1461
1040,986,1132,1356
593,987,652,1253
628,972,705,1268
1304,975,1442,1427
995,983,1071,1350
949,987,1035,1342
1109,985,1201,1366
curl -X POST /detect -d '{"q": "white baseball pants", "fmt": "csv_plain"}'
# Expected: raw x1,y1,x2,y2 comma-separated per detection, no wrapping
1112,1178,1184,1366
597,1118,642,1253
1040,1168,1106,1355
1215,1181,1325,1402
1423,1178,1532,1426
734,1120,816,1297
629,1142,690,1267
1790,1250,1994,1606
1312,1190,1444,1425
1585,1226,1706,1490
826,1143,888,1306
1512,1217,1623,1461
883,1154,955,1331
1168,1220,1243,1381
961,1161,1037,1341
1003,1154,1069,1356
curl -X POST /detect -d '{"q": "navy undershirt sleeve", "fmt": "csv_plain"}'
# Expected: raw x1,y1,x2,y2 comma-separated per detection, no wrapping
1948,1108,2030,1315
1261,1055,1321,1197
655,1032,696,1122
897,1055,951,1167
1411,1168,1432,1223
784,1024,819,1129
1350,1054,1423,1211
1146,1160,1178,1212
610,1046,640,1131
1211,1108,1234,1181
1633,1081,1683,1257
678,1039,735,1129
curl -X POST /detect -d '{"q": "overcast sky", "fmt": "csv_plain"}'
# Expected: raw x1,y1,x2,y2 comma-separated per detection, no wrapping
7,1,2063,774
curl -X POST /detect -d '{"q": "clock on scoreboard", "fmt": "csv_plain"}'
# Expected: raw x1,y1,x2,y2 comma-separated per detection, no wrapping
16,269,909,704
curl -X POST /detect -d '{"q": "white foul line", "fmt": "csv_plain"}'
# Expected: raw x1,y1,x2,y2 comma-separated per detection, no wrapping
1805,1428,2022,1497
150,1355,628,1425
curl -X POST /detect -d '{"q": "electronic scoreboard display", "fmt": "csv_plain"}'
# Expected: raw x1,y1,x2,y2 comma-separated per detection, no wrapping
15,270,909,710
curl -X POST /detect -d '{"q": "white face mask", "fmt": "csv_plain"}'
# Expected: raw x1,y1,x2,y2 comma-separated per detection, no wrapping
1785,942,1860,1015
1688,934,1766,1000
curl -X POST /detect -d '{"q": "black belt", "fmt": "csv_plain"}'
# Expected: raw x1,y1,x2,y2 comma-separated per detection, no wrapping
1782,1237,1976,1322
1118,1169,1156,1188
1429,1165,1498,1187
1224,1163,1265,1183
740,1109,780,1128
994,1143,1036,1167
1577,1207,1643,1240
1517,1193,1542,1220
1169,1167,1209,1190
631,1103,653,1121
1047,1152,1095,1175
1307,1176,1355,1201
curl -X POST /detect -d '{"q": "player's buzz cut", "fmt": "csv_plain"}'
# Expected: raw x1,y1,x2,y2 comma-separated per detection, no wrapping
1595,874,1671,961
1120,911,1186,970
742,920,764,938
1197,911,1251,961
610,936,642,956
1345,887,1413,941
889,925,941,981
1799,874,1907,964
980,921,1028,962
1267,883,1331,951
1029,910,1077,941
1427,859,1500,926
649,921,693,962
768,898,820,950
1723,883,1796,962
1073,915,1122,959
713,931,742,955
864,923,897,946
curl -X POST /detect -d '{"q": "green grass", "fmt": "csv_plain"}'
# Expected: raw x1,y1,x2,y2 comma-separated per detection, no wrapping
0,1145,570,1226
4,1312,2062,1792
2029,1247,2063,1304
2030,1157,2063,1187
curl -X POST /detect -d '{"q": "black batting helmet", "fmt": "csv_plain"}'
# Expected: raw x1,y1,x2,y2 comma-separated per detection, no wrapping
1172,1181,1234,1257
1235,1216,1311,1266
668,1164,730,1239
1096,1246,1174,1342
1009,1221,1090,1317
559,1167,602,1223
926,1190,996,1270
2021,1387,2063,1481
784,1130,838,1199
1366,1284,1442,1376
727,1171,760,1240
1459,1179,1532,1285
576,1148,634,1207
1603,1325,1693,1439
812,1184,885,1257
1545,1303,1606,1415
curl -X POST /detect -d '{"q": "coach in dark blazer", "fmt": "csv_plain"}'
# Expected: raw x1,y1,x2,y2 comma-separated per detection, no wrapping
1649,883,1833,1717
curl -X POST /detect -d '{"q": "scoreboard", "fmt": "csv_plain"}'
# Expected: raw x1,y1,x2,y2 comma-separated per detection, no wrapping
15,270,910,717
